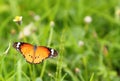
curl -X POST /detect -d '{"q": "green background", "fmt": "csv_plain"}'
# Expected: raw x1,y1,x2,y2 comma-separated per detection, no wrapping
0,0,120,81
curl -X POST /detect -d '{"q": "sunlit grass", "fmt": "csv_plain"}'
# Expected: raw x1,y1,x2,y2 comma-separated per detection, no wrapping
0,0,120,81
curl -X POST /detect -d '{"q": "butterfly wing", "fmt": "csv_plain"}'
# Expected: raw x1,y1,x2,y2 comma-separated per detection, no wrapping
13,42,34,63
19,43,35,63
13,42,58,64
33,46,58,64
33,46,51,64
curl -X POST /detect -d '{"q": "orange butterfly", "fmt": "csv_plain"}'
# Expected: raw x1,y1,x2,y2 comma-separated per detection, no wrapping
13,42,58,64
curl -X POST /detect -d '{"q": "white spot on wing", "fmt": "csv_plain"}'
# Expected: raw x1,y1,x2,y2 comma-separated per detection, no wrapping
50,49,54,57
16,42,21,50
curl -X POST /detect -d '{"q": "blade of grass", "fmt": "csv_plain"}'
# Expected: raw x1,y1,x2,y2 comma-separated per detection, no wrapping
22,71,31,81
17,60,22,81
55,28,65,81
6,72,16,81
40,24,54,78
64,67,79,81
89,73,94,81
61,73,67,81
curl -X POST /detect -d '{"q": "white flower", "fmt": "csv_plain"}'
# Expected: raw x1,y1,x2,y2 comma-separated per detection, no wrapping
23,27,31,36
48,72,53,77
35,78,42,81
78,40,84,47
74,67,80,73
50,21,55,27
13,16,23,25
23,22,36,36
18,22,36,39
115,7,120,16
18,31,24,39
84,16,92,24
11,29,16,35
13,16,22,22
34,15,40,21
115,7,120,21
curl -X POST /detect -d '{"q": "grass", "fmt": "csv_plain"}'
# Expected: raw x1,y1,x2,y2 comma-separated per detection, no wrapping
0,0,120,81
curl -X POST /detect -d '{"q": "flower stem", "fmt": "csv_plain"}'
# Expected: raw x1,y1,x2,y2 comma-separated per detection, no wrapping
40,26,54,78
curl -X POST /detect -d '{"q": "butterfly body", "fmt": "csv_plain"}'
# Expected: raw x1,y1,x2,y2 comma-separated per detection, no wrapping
13,42,58,64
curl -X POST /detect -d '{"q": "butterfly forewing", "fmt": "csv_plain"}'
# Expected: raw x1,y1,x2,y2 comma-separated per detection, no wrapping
19,43,34,63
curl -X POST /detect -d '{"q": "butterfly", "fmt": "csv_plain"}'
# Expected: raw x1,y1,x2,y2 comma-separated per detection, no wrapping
13,42,58,64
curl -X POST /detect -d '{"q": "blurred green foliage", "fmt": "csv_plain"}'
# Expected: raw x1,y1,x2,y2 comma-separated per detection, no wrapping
0,0,120,81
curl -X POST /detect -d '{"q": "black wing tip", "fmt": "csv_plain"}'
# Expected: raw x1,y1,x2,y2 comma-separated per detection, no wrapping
13,42,18,48
53,49,58,57
13,42,24,51
13,42,25,47
48,48,58,57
